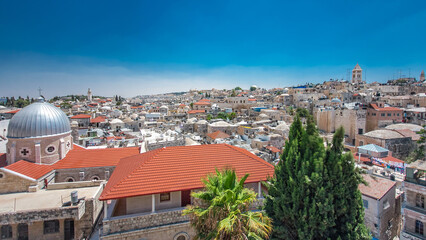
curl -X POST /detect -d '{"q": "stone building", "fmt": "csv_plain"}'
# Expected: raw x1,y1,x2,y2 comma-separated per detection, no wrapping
99,144,274,240
356,129,414,159
359,174,402,240
366,103,403,132
352,63,363,84
401,160,426,239
315,107,366,145
70,114,91,129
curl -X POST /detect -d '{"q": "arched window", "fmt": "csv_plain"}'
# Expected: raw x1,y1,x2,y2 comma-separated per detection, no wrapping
91,176,100,181
66,177,75,182
359,141,364,146
174,232,189,240
416,194,425,209
416,220,424,235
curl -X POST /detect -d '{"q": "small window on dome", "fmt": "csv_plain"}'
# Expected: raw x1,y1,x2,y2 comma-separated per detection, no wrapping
47,146,55,153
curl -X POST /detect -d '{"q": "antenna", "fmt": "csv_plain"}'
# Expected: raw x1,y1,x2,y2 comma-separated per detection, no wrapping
38,87,42,97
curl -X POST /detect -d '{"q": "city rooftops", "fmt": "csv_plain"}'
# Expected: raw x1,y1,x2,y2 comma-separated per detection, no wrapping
359,174,395,200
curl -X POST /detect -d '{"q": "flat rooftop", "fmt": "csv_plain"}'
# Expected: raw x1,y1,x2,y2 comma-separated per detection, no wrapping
0,185,101,214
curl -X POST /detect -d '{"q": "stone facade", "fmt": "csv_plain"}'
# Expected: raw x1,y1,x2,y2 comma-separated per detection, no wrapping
55,166,115,182
6,132,73,165
355,134,414,159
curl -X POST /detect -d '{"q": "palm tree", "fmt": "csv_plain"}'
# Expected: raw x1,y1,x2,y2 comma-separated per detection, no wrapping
183,169,272,240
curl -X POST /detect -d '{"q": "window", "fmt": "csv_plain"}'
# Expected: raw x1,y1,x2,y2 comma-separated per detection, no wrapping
416,194,425,208
19,148,31,157
397,113,399,116
91,176,100,181
387,113,391,117
46,145,55,154
44,220,59,234
1,225,12,239
363,199,368,209
79,172,85,181
416,220,424,235
358,129,363,135
160,192,170,202
66,177,75,182
372,113,376,116
381,113,385,117
174,232,189,240
0,173,4,179
383,199,390,210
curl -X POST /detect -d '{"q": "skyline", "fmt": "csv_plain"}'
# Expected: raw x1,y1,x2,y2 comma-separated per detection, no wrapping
1,0,426,98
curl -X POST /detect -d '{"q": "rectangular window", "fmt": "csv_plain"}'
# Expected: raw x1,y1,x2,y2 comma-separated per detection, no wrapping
160,192,170,202
373,113,376,116
358,129,363,135
44,220,60,234
383,199,390,210
1,225,12,239
387,113,391,117
363,199,368,209
397,113,400,116
381,113,385,117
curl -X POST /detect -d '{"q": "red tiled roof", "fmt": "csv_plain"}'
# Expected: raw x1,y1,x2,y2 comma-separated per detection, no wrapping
370,104,402,112
73,144,87,150
71,114,91,119
382,155,405,164
207,131,231,140
0,153,7,168
5,160,53,180
358,174,395,200
179,104,186,107
6,109,20,114
248,98,256,101
199,99,210,102
188,110,205,114
193,101,211,106
265,146,281,153
99,144,274,200
90,116,106,123
354,153,371,163
52,147,140,169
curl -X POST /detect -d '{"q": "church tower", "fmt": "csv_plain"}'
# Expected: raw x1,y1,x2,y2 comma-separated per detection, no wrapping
352,63,362,84
421,70,425,82
88,88,93,102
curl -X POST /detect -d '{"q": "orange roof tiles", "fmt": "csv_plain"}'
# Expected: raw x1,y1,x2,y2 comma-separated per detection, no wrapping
99,144,274,200
71,114,91,119
370,104,402,112
199,99,210,102
6,109,20,114
265,146,281,153
193,101,211,106
52,147,140,169
73,144,87,150
5,160,53,180
90,116,106,123
207,131,231,140
188,110,205,114
358,174,395,200
248,98,256,101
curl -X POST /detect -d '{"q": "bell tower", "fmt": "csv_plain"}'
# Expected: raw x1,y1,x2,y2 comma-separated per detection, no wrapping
352,63,362,84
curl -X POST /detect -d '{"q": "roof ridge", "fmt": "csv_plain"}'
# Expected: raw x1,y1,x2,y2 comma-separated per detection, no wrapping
223,144,275,169
101,148,165,199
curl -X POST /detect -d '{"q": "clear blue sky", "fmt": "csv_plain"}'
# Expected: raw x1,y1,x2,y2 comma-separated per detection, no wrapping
0,0,425,98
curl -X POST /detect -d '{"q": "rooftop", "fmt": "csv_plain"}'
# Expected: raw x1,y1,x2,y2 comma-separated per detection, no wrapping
358,174,395,200
100,144,274,200
0,185,101,214
363,129,405,139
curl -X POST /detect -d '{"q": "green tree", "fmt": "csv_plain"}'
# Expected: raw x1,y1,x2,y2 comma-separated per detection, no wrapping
227,112,236,120
234,86,242,91
217,112,228,120
206,114,213,121
264,116,331,239
323,127,370,239
250,86,257,91
183,169,272,240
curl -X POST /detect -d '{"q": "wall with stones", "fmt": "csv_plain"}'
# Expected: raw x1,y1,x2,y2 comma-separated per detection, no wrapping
55,166,115,182
384,137,414,159
102,222,195,240
146,138,185,151
0,169,35,194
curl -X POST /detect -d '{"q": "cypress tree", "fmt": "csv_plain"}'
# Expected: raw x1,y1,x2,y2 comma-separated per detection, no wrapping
323,127,369,239
265,116,330,239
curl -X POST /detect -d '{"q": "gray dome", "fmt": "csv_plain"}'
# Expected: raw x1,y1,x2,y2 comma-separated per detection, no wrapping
7,100,71,139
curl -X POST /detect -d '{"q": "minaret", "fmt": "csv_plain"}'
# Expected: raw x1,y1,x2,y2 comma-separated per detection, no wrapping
352,63,362,84
87,88,92,102
421,70,425,82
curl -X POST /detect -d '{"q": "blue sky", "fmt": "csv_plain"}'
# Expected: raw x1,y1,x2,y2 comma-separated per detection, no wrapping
0,0,425,98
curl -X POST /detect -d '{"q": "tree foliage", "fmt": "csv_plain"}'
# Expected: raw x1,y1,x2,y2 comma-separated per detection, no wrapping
183,169,272,240
265,117,369,239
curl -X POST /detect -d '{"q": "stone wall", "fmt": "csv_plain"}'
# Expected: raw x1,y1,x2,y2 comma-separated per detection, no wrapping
55,166,115,182
103,208,189,236
146,138,185,151
102,222,194,240
0,169,36,194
